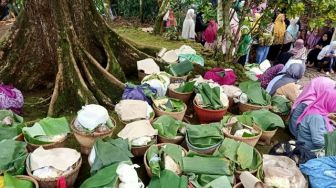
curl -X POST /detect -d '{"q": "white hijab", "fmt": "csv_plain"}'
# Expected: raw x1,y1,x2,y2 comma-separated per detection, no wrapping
182,9,196,39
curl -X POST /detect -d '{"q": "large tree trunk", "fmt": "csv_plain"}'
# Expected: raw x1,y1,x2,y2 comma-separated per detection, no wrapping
0,0,151,115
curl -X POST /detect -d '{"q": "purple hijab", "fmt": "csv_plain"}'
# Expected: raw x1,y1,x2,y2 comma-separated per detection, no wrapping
259,64,285,89
306,32,321,49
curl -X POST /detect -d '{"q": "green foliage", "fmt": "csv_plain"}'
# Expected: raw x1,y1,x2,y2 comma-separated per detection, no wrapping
116,0,159,22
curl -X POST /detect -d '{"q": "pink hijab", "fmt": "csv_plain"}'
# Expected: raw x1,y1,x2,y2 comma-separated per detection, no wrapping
203,19,218,43
297,88,336,132
293,77,335,109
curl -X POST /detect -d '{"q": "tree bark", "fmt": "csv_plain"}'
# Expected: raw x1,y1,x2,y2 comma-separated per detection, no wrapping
0,0,150,115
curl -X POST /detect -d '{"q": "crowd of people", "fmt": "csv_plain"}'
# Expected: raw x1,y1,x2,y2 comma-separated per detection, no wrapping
172,6,336,76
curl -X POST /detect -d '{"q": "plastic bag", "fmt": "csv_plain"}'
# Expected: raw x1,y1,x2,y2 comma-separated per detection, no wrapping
122,83,157,105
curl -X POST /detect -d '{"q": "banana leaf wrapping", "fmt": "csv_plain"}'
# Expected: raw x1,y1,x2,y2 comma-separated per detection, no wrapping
175,81,195,93
4,172,34,188
188,174,233,188
271,95,291,115
147,145,161,177
148,169,188,188
244,109,285,131
186,123,224,148
239,81,271,106
80,162,121,188
0,110,24,141
152,115,184,139
91,138,133,174
195,83,224,110
153,97,185,112
22,117,70,145
214,138,262,172
166,60,193,77
182,155,234,175
0,139,27,175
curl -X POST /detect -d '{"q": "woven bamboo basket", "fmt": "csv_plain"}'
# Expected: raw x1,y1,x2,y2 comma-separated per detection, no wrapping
238,103,272,114
26,155,82,188
24,135,68,152
14,133,24,141
144,143,188,177
152,117,187,144
16,175,39,188
223,123,262,147
71,118,115,154
138,70,149,81
131,136,157,157
233,182,243,188
253,124,278,145
185,134,221,155
168,86,193,104
153,100,187,121
170,75,188,83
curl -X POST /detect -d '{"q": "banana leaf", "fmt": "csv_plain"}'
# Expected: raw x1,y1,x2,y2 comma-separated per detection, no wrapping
325,131,336,156
4,172,34,188
166,60,193,77
239,81,271,106
80,162,120,188
244,109,285,131
182,155,234,175
22,117,70,145
154,97,185,112
0,139,27,175
186,123,224,148
271,96,291,115
195,83,223,110
147,145,161,177
175,81,196,93
0,110,25,141
152,115,184,139
91,138,133,174
148,169,188,188
188,174,233,188
214,138,262,172
160,144,184,168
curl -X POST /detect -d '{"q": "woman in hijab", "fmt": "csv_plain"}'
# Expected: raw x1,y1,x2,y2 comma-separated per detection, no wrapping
283,18,300,52
195,12,207,44
165,9,177,28
306,29,321,49
182,9,196,39
296,89,336,150
289,77,335,137
267,14,286,61
266,63,305,102
203,19,218,50
277,39,307,64
307,33,330,67
259,64,285,88
317,41,336,73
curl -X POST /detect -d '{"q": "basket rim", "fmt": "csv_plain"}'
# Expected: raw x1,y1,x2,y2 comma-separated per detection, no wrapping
70,117,116,137
153,99,187,115
238,102,272,108
24,134,68,147
193,99,228,112
16,175,39,187
26,154,82,182
185,133,223,151
223,123,263,140
131,136,157,149
143,143,188,177
168,85,193,95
